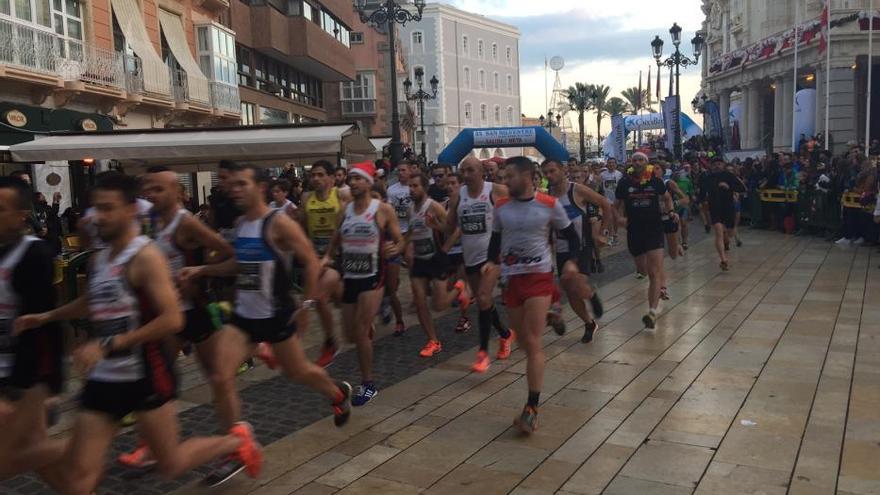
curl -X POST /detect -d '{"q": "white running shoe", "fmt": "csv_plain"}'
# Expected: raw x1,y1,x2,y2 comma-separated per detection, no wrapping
834,237,852,246
853,237,865,246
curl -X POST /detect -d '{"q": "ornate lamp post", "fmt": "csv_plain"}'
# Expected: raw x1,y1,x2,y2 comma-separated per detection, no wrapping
651,23,704,159
403,67,438,164
355,0,426,167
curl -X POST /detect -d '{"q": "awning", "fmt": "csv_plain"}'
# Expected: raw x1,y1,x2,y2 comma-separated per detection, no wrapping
9,124,374,165
111,0,171,94
159,9,211,104
369,137,391,151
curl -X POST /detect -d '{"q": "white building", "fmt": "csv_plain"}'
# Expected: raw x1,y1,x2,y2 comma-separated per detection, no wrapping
701,0,880,153
400,3,521,162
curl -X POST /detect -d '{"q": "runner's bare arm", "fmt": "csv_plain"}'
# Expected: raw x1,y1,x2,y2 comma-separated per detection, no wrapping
178,214,235,260
293,191,309,228
322,212,345,267
667,181,689,205
662,191,675,215
442,227,462,253
445,194,460,235
338,187,352,204
427,201,448,230
378,203,403,257
13,295,88,335
116,244,185,347
614,199,627,228
576,183,614,232
272,214,320,301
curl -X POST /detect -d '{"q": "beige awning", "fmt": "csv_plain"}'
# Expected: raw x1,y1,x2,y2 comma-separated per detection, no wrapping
111,0,170,94
369,137,391,151
9,124,373,165
158,9,211,104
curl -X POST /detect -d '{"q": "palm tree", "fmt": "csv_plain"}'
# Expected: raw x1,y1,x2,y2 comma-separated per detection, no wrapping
605,97,628,117
565,82,591,162
590,84,611,156
620,87,654,114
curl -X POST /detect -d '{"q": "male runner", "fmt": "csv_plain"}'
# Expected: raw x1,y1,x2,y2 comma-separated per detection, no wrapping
334,166,351,196
116,167,239,468
0,177,65,480
599,158,624,245
323,162,402,406
179,163,352,484
270,179,297,218
446,157,514,373
699,156,745,270
385,160,414,335
297,160,351,366
444,173,471,334
404,173,470,358
674,163,695,250
485,157,582,433
541,159,609,343
615,152,674,329
14,173,262,494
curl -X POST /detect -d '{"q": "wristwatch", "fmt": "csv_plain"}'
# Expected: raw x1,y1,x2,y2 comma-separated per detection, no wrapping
301,299,318,311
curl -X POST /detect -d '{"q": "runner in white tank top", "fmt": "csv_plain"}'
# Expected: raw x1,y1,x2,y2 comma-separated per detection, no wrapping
442,173,470,334
382,161,414,337
444,157,514,373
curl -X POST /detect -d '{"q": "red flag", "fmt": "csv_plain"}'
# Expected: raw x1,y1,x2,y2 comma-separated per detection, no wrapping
637,70,643,110
818,0,829,54
647,66,652,106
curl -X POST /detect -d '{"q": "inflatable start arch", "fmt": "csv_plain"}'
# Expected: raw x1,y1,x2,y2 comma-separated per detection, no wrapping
437,126,570,165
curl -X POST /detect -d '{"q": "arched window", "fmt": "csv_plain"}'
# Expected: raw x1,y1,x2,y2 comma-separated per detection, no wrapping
492,43,498,61
464,102,472,123
462,36,469,55
506,74,512,95
463,67,470,88
477,39,484,58
480,103,487,123
411,31,423,53
506,106,514,125
479,70,485,90
506,46,512,64
493,105,500,124
493,72,499,91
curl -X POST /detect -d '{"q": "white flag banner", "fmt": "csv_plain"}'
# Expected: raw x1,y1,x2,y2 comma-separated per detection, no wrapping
609,114,627,162
662,96,681,153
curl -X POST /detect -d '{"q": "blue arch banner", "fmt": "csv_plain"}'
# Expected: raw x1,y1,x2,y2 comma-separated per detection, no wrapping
437,126,570,164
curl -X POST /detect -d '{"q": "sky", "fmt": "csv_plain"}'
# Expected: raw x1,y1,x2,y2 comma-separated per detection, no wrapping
448,0,706,140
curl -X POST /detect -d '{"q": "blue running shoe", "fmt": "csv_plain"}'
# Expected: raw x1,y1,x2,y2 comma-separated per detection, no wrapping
352,383,378,407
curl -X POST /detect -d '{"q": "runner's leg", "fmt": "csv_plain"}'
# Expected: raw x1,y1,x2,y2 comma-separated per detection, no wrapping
208,325,254,427
713,222,726,262
645,249,665,310
272,335,346,401
53,411,118,495
385,263,404,326
521,295,552,396
0,386,65,478
410,276,438,343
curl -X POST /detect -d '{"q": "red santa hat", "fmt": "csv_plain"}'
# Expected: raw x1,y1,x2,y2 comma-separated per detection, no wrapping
347,161,375,184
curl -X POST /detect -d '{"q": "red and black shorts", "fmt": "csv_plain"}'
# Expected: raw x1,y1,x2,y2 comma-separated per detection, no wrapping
503,272,561,308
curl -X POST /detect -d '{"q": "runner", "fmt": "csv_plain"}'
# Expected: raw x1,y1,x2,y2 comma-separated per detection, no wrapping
614,152,674,329
0,177,65,480
446,156,514,373
296,160,351,367
115,167,239,469
674,163,695,250
403,173,470,358
179,163,352,485
486,157,582,433
654,163,685,301
384,161,414,335
323,162,402,406
541,159,609,343
482,157,502,183
444,173,471,334
599,158,624,245
334,166,351,196
699,156,745,270
269,179,298,219
14,172,262,494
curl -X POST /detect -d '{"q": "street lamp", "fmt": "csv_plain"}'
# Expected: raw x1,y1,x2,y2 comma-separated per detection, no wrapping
403,67,439,164
651,23,704,159
355,0,426,167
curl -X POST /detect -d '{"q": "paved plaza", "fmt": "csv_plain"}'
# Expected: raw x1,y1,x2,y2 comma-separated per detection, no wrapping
4,228,880,495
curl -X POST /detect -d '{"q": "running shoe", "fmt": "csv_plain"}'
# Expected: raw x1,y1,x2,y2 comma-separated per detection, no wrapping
453,280,471,312
735,238,743,247
549,314,566,336
720,260,729,271
121,412,137,427
642,313,657,330
393,322,406,337
237,359,254,375
582,320,599,343
635,272,646,280
854,237,865,246
471,350,490,373
513,405,538,434
203,458,245,487
589,293,604,319
229,422,263,478
352,383,378,407
380,298,392,325
333,381,353,426
255,342,277,370
835,237,852,246
704,224,711,234
315,340,338,368
454,316,472,333
117,443,156,469
496,329,516,360
682,242,689,250
419,340,442,357
660,287,670,301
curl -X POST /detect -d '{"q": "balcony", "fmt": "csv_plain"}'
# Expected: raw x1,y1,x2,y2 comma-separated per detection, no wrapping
210,82,240,114
0,19,60,81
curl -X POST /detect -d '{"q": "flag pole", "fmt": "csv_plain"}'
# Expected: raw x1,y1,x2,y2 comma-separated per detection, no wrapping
825,1,832,151
866,0,874,157
792,0,801,153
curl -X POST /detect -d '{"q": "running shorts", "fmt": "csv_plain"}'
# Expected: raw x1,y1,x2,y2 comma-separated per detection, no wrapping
710,207,736,229
342,274,384,304
80,342,177,421
676,206,690,220
447,252,464,274
503,272,560,308
4,327,64,396
232,309,298,344
179,306,217,344
555,251,591,276
465,260,487,276
411,253,449,281
627,225,665,257
663,216,679,234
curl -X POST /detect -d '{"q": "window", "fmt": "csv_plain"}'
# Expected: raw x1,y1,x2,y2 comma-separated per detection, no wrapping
241,48,324,107
507,106,513,125
477,39,483,58
480,103,487,123
492,43,497,61
506,47,511,64
478,70,485,90
340,72,376,114
260,106,290,124
493,105,500,124
463,67,470,88
4,0,82,58
237,46,253,86
320,8,350,47
412,31,423,52
197,24,238,86
462,36,468,55
493,72,498,91
507,74,512,95
350,31,364,44
240,102,256,125
464,102,472,123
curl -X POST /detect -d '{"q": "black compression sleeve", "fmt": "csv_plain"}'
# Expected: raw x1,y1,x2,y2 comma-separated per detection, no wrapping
559,223,582,256
487,231,501,262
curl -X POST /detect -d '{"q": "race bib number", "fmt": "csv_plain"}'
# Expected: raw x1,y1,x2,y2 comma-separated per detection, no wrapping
460,214,487,235
91,317,133,358
633,198,652,208
342,253,373,275
413,238,436,258
604,180,617,191
236,262,263,291
395,205,408,219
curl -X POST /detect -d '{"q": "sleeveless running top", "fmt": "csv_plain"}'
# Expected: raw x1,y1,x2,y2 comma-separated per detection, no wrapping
88,235,151,382
409,198,440,261
305,188,341,255
555,183,586,254
234,211,294,319
152,209,194,311
339,199,382,280
0,236,37,379
457,181,494,267
387,182,412,233
493,193,571,277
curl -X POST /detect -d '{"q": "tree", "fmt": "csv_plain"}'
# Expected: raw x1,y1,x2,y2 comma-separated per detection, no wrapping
565,82,591,163
589,84,611,156
605,97,629,117
620,87,654,114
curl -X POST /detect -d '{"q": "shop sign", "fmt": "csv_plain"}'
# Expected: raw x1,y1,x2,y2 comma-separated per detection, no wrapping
4,109,27,128
80,118,98,131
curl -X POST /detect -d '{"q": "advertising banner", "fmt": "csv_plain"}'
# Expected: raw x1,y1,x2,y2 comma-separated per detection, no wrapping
472,128,536,147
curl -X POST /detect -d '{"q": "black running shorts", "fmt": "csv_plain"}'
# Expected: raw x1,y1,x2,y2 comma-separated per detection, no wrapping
411,253,449,280
342,275,384,304
627,225,665,257
179,306,217,344
5,327,64,395
556,251,591,277
710,207,736,229
232,310,298,344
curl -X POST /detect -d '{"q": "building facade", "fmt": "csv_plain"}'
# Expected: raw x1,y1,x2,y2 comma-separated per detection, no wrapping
399,3,520,163
701,0,879,154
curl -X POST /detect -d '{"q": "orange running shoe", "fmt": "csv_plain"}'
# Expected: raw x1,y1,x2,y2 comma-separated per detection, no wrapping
471,350,490,373
453,280,471,312
230,421,263,478
419,340,442,357
315,340,338,368
117,442,156,469
496,329,516,360
255,342,277,369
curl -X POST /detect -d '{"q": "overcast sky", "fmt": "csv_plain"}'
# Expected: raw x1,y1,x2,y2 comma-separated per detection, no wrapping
447,0,705,138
